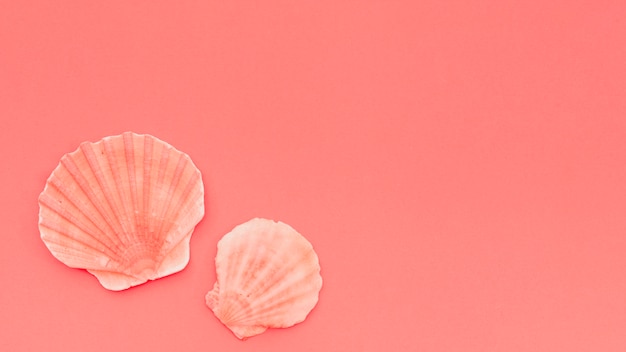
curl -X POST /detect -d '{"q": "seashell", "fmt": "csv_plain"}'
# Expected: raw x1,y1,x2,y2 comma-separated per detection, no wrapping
38,132,205,291
206,218,323,339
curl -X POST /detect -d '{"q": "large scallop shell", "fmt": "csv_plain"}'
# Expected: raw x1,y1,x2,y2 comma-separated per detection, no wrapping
206,218,323,339
38,132,204,291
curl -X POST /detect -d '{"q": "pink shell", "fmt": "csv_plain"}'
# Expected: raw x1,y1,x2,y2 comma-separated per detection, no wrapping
206,218,323,339
38,132,205,290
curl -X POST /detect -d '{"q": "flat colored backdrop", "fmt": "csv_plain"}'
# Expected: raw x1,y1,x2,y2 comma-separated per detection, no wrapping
1,1,625,351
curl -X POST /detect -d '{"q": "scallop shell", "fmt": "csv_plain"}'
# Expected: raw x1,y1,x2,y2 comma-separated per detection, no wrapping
206,218,323,339
38,132,205,291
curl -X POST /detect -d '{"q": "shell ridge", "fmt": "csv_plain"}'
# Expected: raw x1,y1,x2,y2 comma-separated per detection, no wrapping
234,290,318,327
153,152,186,248
38,188,115,249
233,221,286,296
156,166,203,256
229,233,298,308
80,142,131,244
230,236,267,302
39,197,125,262
38,225,124,269
150,145,172,252
44,178,115,246
233,221,284,296
232,239,316,310
141,135,154,246
213,222,280,316
123,132,141,245
227,263,320,324
102,137,134,244
44,166,128,256
214,240,235,307
61,152,125,244
234,270,322,325
58,155,118,234
215,292,252,324
46,244,106,268
224,227,261,307
219,226,248,304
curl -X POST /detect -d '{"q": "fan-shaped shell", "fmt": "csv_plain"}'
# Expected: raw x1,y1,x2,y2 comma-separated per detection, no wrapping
38,132,204,290
206,218,323,339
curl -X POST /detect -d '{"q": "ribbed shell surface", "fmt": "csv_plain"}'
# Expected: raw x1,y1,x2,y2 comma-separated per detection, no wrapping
206,218,322,339
38,132,204,290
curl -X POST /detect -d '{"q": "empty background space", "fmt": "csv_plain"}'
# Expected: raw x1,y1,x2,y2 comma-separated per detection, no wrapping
1,1,625,351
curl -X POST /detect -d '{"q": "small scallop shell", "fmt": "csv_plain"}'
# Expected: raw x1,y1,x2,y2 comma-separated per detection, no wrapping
38,132,205,290
206,218,323,339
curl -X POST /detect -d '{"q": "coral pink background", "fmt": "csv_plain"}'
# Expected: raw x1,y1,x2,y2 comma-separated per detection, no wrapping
2,1,626,351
